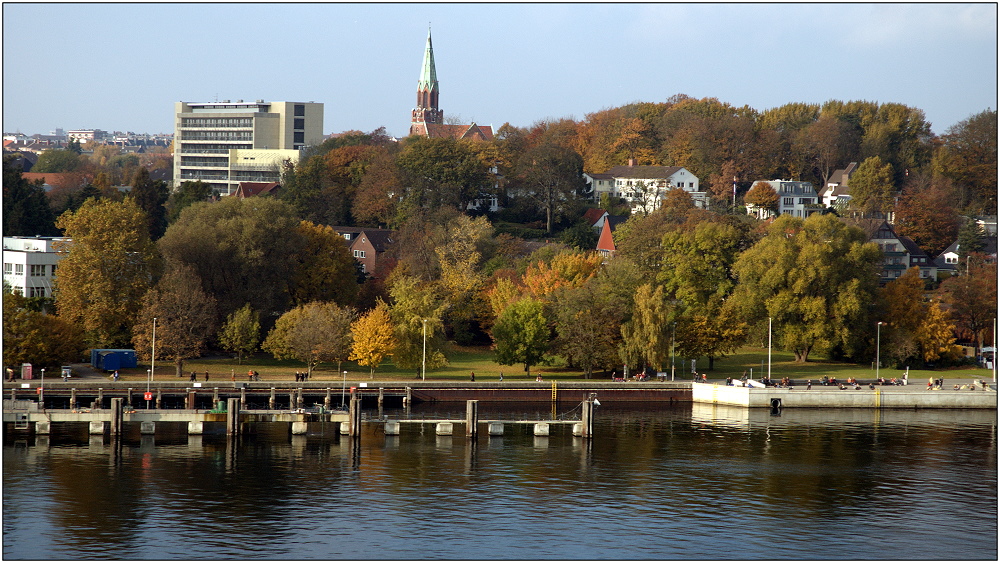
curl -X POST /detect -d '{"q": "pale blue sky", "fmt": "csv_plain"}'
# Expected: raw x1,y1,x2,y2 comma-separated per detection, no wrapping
3,3,996,137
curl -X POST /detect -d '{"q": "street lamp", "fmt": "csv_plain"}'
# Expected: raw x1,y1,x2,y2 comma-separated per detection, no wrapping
146,369,151,409
670,322,676,381
39,368,45,409
342,370,347,408
150,317,157,384
767,317,772,383
877,321,884,381
421,319,428,381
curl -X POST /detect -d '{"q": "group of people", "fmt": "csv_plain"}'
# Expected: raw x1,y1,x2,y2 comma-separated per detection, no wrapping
189,371,209,382
294,372,309,382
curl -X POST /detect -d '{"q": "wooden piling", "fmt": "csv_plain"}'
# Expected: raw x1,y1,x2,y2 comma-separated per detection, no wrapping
97,388,103,409
110,397,124,436
580,395,595,439
69,388,77,410
226,397,240,436
126,388,133,407
378,387,384,408
269,387,276,409
325,388,332,409
348,388,361,438
155,388,162,409
186,390,196,409
466,400,478,439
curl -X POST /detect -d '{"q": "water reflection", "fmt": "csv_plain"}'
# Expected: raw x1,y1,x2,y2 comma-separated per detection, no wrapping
3,405,996,560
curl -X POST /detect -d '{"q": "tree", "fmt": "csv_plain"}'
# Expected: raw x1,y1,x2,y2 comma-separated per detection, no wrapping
3,156,58,236
619,284,676,373
552,279,625,378
131,264,218,377
288,221,360,307
893,175,961,256
54,198,159,347
933,109,997,213
434,215,492,345
349,300,397,378
218,303,261,364
32,149,81,173
157,197,303,324
728,213,882,362
521,250,604,300
510,141,587,233
955,219,986,260
396,136,493,211
128,167,169,240
3,289,85,368
940,260,997,354
913,302,963,363
166,180,212,223
744,181,779,217
849,156,895,215
262,301,355,376
492,297,550,377
388,274,447,374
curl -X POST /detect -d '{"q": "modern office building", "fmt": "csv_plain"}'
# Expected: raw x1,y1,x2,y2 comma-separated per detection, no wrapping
3,236,70,298
173,100,324,195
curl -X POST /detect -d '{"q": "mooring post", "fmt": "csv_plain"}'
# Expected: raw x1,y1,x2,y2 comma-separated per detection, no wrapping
226,397,240,436
404,386,411,406
212,387,219,405
269,387,276,410
186,390,196,410
9,387,14,402
324,388,332,409
110,397,124,436
126,388,133,408
580,393,595,439
378,387,384,408
349,388,361,438
466,400,478,439
155,388,162,409
69,388,77,410
240,387,246,408
97,388,104,409
297,388,304,410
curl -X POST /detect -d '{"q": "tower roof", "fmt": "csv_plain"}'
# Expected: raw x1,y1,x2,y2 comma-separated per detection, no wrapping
418,27,438,92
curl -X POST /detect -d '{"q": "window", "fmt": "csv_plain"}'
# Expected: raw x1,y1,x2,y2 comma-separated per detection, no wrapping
342,233,352,240
353,250,366,259
3,263,11,275
50,264,55,277
294,132,304,144
783,197,794,206
294,118,305,130
799,198,812,204
30,264,46,276
294,104,305,117
28,287,45,298
14,264,23,275
885,243,896,252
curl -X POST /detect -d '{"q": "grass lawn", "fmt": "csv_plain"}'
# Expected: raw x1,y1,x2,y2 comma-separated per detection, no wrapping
114,343,993,383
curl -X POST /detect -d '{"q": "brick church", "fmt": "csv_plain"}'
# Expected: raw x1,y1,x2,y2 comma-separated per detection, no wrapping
409,28,494,141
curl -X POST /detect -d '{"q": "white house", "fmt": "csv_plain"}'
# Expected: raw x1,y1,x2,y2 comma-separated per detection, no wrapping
748,180,823,219
820,162,858,207
585,159,705,214
2,236,70,298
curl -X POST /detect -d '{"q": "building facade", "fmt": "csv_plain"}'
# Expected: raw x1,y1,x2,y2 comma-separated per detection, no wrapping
173,100,323,196
2,236,70,298
749,180,823,218
585,161,705,214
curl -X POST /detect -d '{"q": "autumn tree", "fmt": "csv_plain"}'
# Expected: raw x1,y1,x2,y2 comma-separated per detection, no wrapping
522,250,604,301
552,279,626,379
893,174,961,256
3,288,85,368
728,213,882,362
349,300,397,378
288,221,360,307
166,180,212,223
744,181,779,217
509,140,587,233
352,149,403,226
396,136,493,211
934,109,997,213
262,301,355,376
54,198,159,347
848,156,896,215
940,260,998,354
434,215,492,344
131,264,218,377
619,284,676,373
388,274,447,375
492,297,550,378
218,303,261,364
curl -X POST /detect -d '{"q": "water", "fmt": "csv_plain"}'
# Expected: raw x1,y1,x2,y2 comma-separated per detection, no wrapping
4,404,997,560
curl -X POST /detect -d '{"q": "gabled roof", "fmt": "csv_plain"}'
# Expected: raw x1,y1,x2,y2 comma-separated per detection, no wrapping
839,217,890,240
353,229,396,252
20,172,89,191
596,218,616,254
582,208,608,227
423,123,494,141
233,182,280,198
897,234,928,258
602,165,684,179
826,162,858,187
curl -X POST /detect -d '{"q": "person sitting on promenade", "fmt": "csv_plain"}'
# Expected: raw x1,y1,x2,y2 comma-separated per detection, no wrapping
535,375,543,382
806,380,812,390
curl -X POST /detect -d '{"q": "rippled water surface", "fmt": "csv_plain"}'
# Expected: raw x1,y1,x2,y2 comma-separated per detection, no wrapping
4,405,997,560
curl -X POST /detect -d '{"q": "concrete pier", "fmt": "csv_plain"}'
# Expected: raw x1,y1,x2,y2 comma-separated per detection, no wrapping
691,381,998,408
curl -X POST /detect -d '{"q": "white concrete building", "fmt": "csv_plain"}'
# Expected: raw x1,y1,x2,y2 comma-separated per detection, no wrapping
749,179,823,218
173,100,324,196
585,160,705,214
3,236,70,298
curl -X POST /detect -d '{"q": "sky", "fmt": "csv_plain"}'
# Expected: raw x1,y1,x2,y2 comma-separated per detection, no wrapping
3,3,997,138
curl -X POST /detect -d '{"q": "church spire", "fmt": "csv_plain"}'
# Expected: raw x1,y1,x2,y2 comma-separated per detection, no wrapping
411,25,443,136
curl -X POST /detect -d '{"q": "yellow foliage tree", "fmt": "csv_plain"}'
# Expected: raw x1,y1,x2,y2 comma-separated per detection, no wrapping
522,251,604,300
349,300,396,378
914,302,963,363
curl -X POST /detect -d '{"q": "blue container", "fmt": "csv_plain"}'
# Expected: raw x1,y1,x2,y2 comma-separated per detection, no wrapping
90,349,138,371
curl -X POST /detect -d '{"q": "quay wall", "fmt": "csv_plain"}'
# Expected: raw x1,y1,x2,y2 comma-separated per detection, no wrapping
691,382,998,409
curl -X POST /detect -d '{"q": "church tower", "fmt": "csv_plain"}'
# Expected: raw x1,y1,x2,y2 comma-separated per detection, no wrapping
410,27,443,137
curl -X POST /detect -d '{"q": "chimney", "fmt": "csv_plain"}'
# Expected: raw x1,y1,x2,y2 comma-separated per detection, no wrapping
627,158,637,167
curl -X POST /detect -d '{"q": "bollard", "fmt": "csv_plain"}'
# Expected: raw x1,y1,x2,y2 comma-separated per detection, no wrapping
240,387,246,407
269,387,276,410
466,400,478,439
297,388,304,410
348,390,361,438
404,386,411,406
97,388,104,409
69,388,77,410
126,388,133,408
378,387,384,408
579,394,595,439
155,388,162,409
186,390,196,410
325,388,332,409
212,387,219,404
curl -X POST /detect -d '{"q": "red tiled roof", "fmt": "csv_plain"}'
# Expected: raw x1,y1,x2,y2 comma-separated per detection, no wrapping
233,182,280,198
597,219,616,254
583,208,608,227
424,123,494,141
21,172,89,190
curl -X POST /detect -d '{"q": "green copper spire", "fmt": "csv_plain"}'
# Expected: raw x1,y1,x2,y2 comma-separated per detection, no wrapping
418,26,438,92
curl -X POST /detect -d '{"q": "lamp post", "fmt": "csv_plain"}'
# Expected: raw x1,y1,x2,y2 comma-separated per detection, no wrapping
767,317,772,383
342,370,347,408
150,317,157,384
146,369,152,409
670,322,676,381
876,321,884,382
421,319,428,381
39,368,45,409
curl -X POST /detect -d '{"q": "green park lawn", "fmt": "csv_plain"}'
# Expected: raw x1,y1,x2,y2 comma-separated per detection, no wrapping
113,343,993,383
